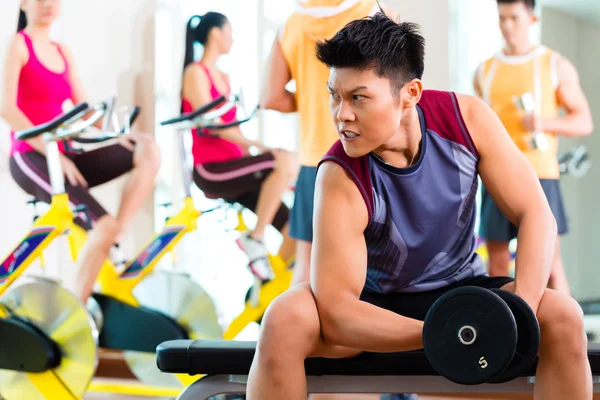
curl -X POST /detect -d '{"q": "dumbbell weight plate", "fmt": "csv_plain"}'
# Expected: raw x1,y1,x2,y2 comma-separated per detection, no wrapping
423,286,518,385
488,289,540,383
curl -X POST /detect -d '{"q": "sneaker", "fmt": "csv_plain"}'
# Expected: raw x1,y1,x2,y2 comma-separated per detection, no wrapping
236,234,273,281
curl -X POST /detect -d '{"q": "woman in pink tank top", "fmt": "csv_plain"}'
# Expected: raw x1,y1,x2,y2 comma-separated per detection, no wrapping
182,13,296,279
0,0,160,303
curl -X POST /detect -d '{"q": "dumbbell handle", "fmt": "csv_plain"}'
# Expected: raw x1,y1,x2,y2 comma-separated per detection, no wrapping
458,326,477,346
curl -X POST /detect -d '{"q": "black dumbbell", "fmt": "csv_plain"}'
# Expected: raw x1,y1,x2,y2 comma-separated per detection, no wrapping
422,286,540,385
488,288,540,383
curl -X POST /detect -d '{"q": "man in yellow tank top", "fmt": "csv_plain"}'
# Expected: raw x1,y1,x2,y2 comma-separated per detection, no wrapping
261,1,398,286
475,0,593,295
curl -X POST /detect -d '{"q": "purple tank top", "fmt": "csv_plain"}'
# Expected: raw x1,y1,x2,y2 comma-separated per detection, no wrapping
318,90,486,294
10,31,73,156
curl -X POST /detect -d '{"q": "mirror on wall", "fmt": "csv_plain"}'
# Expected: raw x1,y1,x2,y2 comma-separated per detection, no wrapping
153,0,299,337
451,0,599,302
540,0,600,302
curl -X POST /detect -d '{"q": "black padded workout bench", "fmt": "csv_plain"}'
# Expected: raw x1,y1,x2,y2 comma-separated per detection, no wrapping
157,340,600,399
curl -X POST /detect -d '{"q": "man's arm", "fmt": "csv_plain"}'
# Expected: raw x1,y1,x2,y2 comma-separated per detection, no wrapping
260,37,296,113
382,7,399,20
459,94,557,313
472,64,483,98
311,162,423,352
537,56,593,137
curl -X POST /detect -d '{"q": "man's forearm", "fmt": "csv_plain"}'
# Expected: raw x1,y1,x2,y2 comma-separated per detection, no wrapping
318,298,423,353
513,207,557,313
542,113,593,137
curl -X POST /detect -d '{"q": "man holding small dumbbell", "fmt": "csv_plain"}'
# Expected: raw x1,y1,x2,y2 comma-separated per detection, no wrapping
247,11,592,400
474,0,594,295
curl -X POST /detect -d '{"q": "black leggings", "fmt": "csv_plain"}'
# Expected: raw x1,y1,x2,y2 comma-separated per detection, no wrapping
10,145,134,226
193,152,289,232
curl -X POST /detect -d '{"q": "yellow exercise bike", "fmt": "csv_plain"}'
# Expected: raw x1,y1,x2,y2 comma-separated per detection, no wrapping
0,102,120,400
0,96,293,398
90,94,293,390
0,99,211,399
158,94,293,341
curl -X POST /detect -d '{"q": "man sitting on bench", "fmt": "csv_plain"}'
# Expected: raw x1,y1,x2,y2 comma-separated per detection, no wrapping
246,12,592,400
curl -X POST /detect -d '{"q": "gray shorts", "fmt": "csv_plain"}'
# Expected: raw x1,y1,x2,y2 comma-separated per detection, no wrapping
290,166,317,242
478,179,568,242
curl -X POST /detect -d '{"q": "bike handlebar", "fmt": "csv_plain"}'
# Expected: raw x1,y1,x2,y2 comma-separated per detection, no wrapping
16,103,90,140
16,99,141,145
160,96,227,126
201,106,260,131
160,93,258,138
72,106,141,144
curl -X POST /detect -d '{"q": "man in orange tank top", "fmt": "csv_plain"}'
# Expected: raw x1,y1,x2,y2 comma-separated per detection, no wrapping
474,0,593,295
261,0,398,289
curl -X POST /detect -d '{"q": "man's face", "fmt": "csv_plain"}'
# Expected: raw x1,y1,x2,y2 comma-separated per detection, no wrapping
498,2,536,49
327,67,406,158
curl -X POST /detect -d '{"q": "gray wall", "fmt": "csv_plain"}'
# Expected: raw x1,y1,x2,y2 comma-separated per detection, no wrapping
387,0,452,90
542,7,600,300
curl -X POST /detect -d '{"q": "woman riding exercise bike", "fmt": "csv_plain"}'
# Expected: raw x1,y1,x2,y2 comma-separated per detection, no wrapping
0,0,160,303
181,12,296,281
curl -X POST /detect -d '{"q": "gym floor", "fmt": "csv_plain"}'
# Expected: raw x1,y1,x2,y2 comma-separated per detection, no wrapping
85,354,175,400
83,380,173,400
84,392,170,400
80,395,597,400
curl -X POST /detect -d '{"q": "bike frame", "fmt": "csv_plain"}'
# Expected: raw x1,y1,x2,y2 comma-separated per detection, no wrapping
94,196,200,306
0,194,75,298
0,97,294,396
0,138,85,399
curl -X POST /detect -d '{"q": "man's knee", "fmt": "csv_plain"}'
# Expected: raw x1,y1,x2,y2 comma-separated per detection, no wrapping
538,290,587,357
259,284,320,356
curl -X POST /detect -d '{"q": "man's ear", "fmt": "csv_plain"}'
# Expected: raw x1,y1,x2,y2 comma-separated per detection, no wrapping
403,79,423,108
530,8,539,24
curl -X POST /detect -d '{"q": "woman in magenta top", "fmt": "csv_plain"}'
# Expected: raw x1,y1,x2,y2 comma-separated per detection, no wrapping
181,13,296,280
0,0,161,303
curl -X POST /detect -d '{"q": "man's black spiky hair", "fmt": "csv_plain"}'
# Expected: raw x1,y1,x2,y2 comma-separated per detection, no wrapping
316,9,425,95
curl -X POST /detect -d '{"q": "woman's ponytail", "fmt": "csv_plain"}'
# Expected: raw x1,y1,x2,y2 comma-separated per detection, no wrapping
182,12,228,73
17,9,27,32
183,15,201,72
